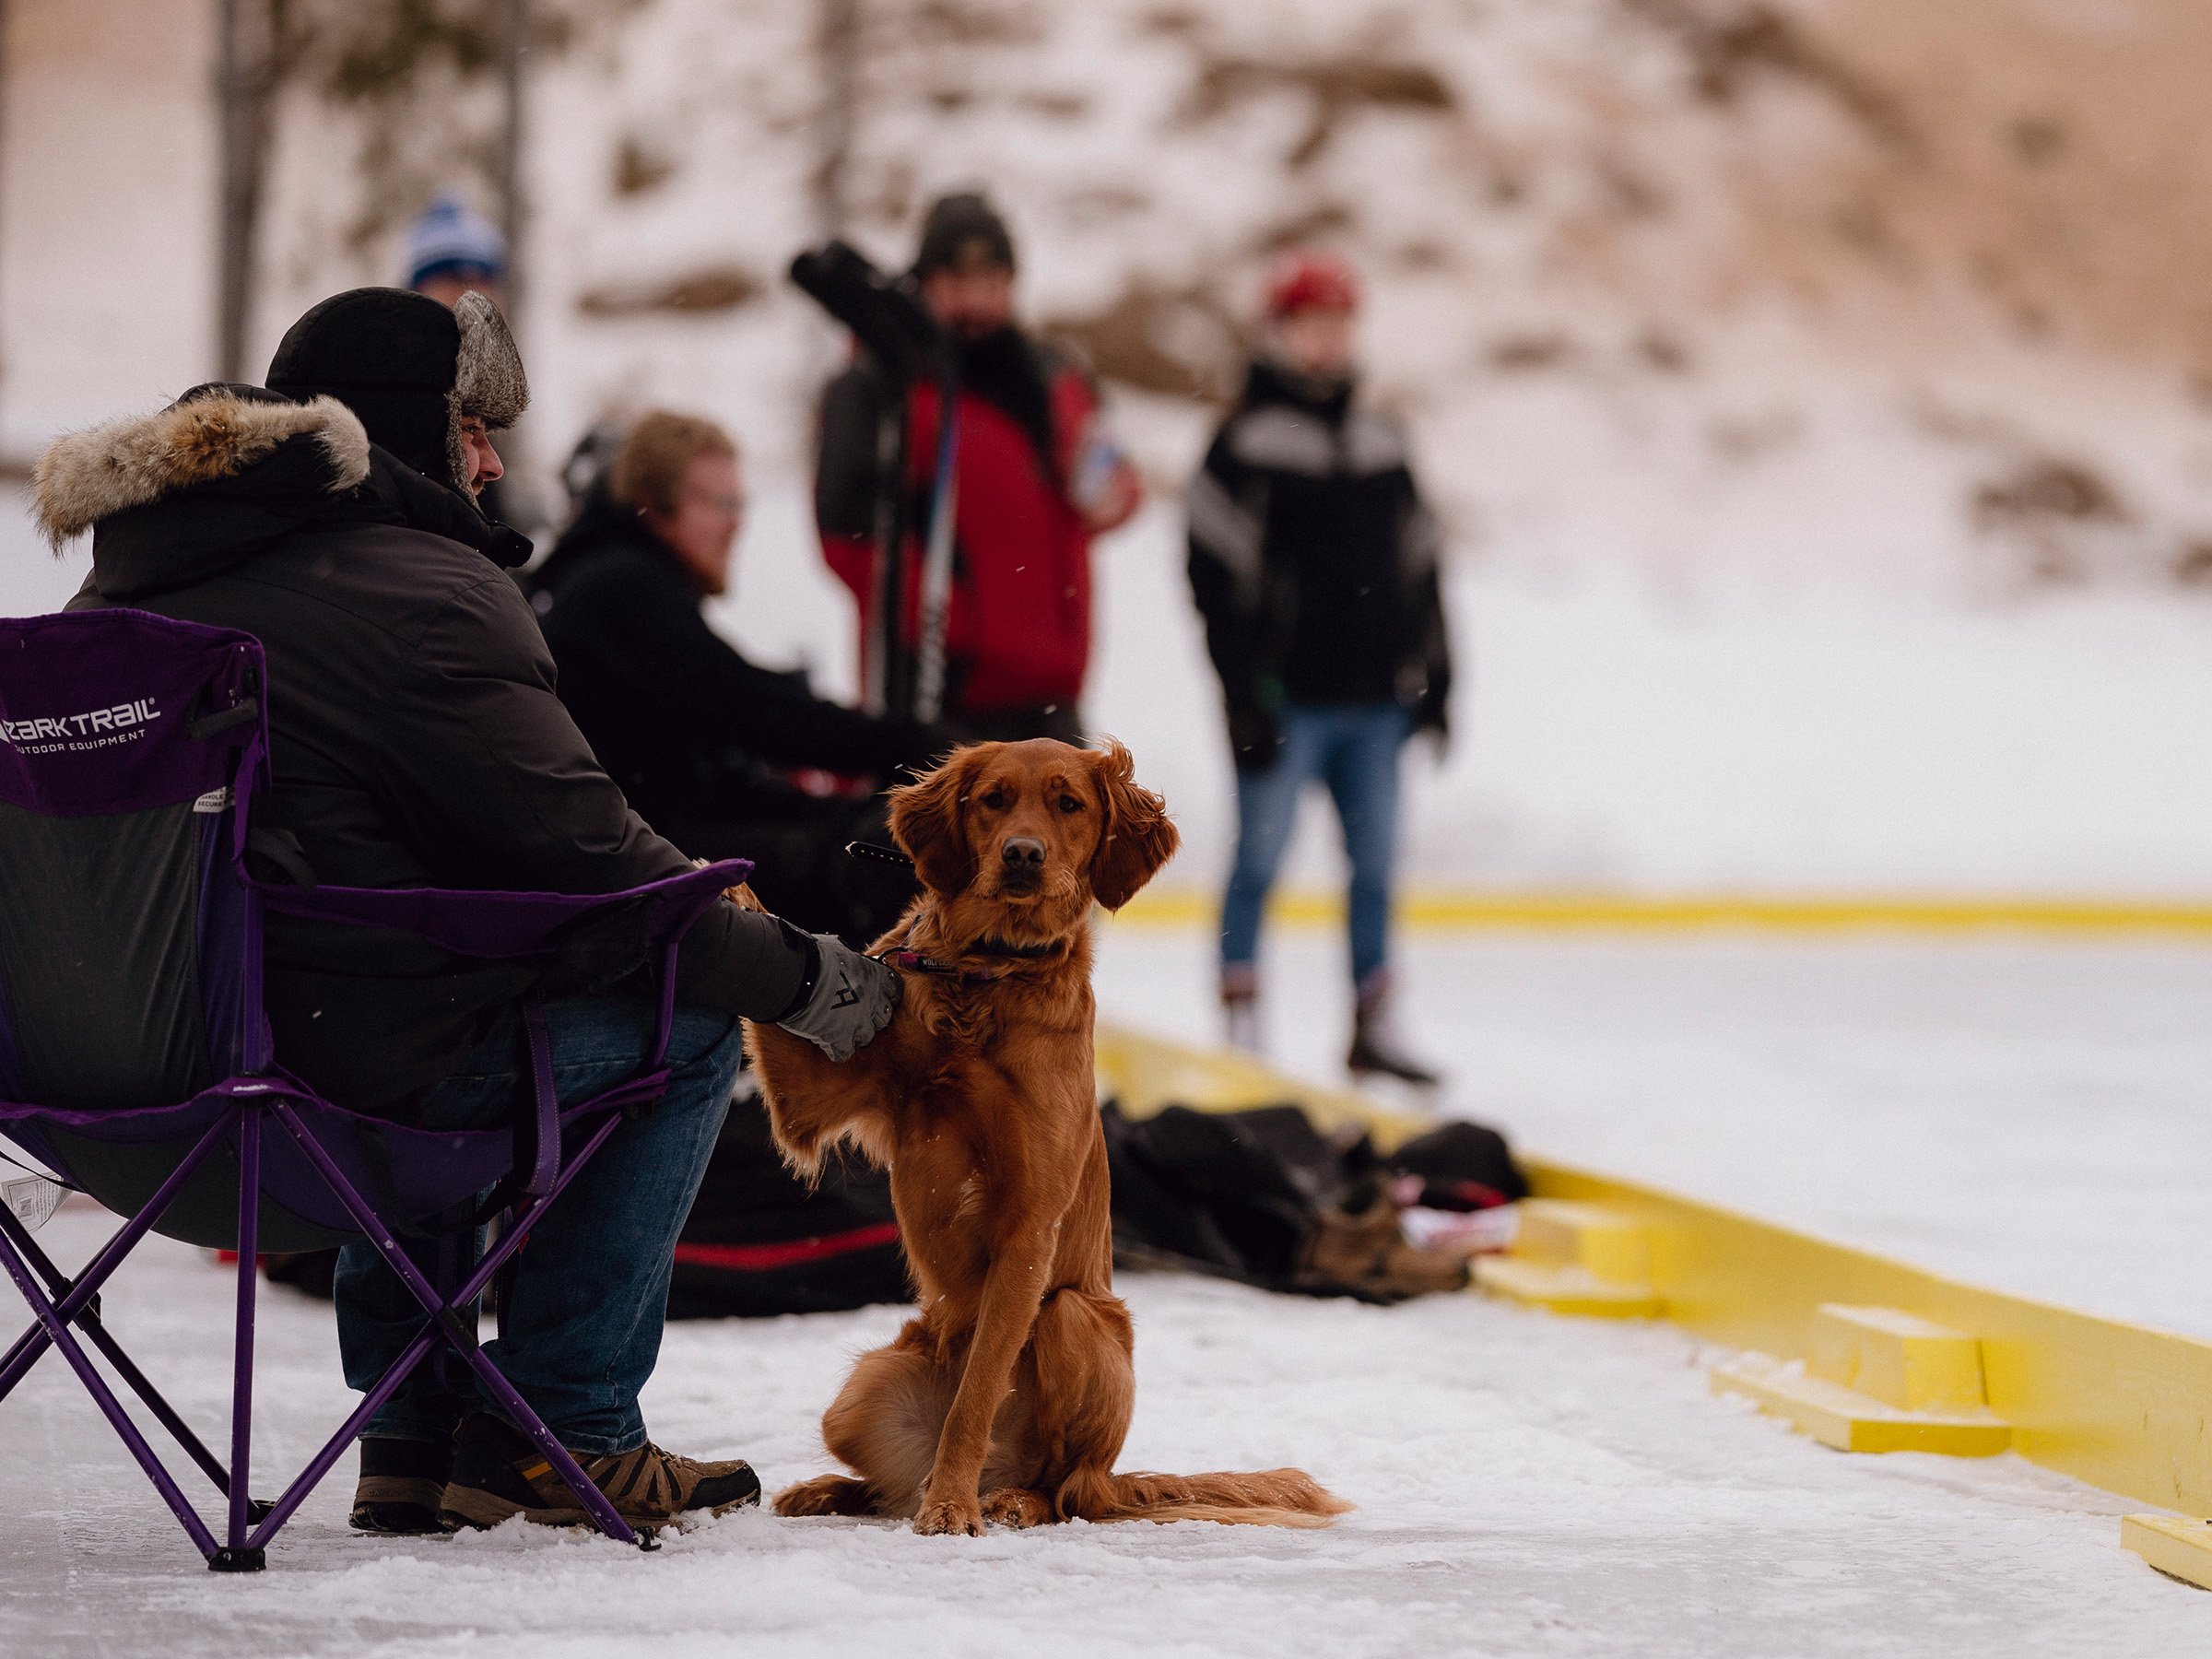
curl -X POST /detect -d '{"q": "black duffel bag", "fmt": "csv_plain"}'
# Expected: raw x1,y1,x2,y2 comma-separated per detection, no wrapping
1101,1099,1524,1304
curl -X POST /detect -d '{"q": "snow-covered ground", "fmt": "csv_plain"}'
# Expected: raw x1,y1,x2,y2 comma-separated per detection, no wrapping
3,1202,2206,1659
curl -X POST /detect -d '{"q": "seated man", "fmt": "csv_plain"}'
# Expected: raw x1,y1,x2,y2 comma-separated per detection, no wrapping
47,287,899,1535
530,411,942,942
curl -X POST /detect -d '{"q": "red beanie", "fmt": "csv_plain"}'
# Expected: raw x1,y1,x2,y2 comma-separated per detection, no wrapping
1264,249,1360,319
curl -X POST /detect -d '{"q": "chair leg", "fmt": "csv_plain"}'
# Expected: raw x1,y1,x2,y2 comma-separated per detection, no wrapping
212,1104,264,1573
262,1100,649,1550
0,1108,237,1401
0,1204,238,1500
0,1220,219,1560
243,1321,444,1549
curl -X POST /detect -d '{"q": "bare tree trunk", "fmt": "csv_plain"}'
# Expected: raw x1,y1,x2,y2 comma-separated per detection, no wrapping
814,0,861,237
492,0,540,531
0,0,13,460
214,0,276,383
494,0,528,325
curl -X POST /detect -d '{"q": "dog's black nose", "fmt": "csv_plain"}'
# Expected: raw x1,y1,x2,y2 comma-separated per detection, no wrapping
1002,837,1046,869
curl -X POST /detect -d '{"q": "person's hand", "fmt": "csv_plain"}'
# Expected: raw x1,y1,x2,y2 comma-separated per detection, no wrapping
1078,464,1142,533
1227,705,1282,774
778,935,901,1060
1413,687,1450,760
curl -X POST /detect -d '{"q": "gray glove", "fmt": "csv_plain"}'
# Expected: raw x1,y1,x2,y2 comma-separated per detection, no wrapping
778,935,901,1061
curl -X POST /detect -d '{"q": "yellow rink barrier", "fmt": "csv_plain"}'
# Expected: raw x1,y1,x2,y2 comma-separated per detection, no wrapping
1110,887,2212,939
1094,1022,2212,1581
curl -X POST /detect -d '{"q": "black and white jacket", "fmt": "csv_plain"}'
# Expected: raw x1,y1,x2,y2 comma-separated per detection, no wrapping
1185,359,1453,760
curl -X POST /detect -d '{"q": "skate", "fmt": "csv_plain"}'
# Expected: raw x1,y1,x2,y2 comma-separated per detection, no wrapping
1222,965,1263,1055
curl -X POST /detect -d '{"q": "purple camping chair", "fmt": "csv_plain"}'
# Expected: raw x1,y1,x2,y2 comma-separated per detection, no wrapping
0,608,749,1570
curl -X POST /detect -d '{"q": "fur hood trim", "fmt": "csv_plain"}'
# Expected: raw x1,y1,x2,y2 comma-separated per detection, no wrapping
34,393,371,547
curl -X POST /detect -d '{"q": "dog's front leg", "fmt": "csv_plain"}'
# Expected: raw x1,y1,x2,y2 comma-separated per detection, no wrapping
913,1218,1062,1536
744,1019,899,1178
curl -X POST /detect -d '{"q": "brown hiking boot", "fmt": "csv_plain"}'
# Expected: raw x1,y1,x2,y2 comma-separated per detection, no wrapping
438,1413,760,1532
1298,1181,1470,1302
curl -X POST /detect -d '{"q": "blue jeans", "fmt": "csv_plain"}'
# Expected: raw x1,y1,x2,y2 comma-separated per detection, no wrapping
1221,702,1411,990
334,996,743,1455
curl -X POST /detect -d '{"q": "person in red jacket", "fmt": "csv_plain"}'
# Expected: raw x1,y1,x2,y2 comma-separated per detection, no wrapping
813,193,1143,739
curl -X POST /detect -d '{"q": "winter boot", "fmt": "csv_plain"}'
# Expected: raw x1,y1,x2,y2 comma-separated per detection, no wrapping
349,1433,453,1535
437,1413,761,1532
1221,963,1262,1055
1346,970,1440,1088
1296,1178,1469,1301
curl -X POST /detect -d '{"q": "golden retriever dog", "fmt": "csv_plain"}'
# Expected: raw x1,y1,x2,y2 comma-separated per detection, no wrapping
743,739,1349,1536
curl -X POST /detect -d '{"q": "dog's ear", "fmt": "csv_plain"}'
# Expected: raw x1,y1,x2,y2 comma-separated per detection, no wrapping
889,746,982,896
1088,739,1179,912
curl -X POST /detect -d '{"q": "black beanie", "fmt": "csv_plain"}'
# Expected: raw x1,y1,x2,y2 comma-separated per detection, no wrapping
266,289,457,483
266,287,526,494
913,192,1017,278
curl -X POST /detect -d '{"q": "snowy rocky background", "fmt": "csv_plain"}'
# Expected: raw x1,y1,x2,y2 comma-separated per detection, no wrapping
13,0,2212,895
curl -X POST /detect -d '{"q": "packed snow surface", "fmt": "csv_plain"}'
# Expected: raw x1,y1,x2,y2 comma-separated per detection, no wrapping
2,1203,2205,1659
4,935,2210,1655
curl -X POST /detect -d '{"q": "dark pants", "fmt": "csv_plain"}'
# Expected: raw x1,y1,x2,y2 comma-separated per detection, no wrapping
1221,701,1410,991
334,995,744,1455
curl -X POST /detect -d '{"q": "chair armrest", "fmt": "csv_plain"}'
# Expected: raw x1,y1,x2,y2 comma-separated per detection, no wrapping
253,860,753,961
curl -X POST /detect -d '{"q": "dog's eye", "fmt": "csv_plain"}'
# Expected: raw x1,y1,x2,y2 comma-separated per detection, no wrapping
981,789,1010,811
1057,794,1083,813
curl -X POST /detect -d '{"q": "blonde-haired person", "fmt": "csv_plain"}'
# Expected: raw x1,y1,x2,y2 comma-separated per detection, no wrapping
528,411,947,940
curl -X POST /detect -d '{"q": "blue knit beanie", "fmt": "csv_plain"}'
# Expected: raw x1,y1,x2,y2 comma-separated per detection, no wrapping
404,192,508,290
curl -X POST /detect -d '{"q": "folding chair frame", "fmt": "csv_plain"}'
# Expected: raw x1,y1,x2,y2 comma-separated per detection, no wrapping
0,607,752,1571
0,1082,658,1568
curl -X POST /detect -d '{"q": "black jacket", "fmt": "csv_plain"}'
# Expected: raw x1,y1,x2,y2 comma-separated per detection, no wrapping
1186,359,1453,763
526,498,937,826
46,388,814,1117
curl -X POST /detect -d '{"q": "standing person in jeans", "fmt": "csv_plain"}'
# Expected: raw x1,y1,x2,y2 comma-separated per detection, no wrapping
47,287,899,1535
1185,251,1453,1085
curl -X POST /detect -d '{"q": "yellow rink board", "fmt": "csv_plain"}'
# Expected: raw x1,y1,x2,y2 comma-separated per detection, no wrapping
1111,887,2212,938
1095,1022,2212,1517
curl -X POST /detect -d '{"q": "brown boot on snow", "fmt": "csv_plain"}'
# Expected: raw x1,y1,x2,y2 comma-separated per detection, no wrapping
437,1413,760,1532
1298,1180,1469,1301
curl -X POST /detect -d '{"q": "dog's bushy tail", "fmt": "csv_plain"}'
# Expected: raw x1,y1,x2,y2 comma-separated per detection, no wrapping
1061,1466,1351,1528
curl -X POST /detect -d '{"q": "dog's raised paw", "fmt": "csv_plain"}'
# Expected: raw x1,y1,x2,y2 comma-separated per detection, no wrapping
913,1497,986,1537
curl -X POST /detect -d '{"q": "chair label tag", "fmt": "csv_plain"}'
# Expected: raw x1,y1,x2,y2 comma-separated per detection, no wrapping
192,786,233,815
3,1175,64,1235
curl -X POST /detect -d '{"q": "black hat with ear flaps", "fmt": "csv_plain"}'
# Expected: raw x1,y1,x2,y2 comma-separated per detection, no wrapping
266,287,527,496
